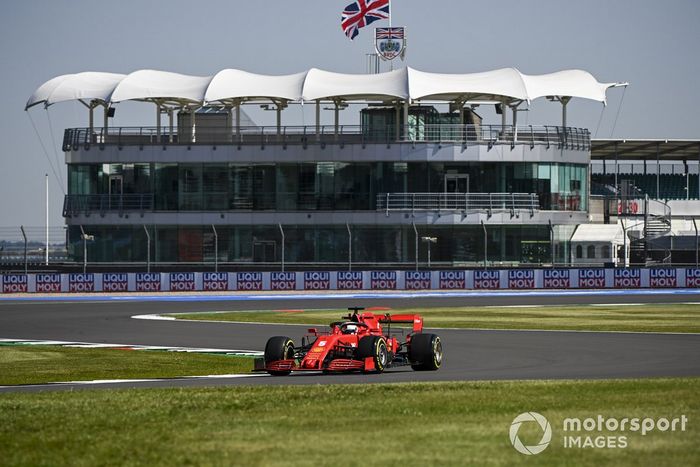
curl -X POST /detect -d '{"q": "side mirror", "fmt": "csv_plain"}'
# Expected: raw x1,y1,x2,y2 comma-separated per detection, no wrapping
307,328,318,334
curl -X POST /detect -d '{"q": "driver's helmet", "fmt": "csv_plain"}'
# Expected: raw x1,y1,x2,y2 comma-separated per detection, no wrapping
342,324,358,335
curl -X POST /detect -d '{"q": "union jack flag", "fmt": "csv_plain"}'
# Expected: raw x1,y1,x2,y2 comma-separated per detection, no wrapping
341,0,390,40
376,27,404,39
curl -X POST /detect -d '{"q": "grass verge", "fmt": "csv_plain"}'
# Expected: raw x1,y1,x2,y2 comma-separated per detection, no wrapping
0,345,252,386
172,303,700,333
0,378,698,466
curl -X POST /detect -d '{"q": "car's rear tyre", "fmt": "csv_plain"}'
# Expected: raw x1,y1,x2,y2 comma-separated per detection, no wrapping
409,333,442,371
357,335,388,373
264,336,294,376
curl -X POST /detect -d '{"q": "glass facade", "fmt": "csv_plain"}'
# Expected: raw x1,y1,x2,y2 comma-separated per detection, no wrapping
68,224,555,264
68,161,588,212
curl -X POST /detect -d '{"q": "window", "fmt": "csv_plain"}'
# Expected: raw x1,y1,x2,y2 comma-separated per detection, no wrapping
587,245,596,259
602,245,611,259
576,245,583,259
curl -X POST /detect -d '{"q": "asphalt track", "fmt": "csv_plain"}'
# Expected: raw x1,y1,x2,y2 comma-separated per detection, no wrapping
1,290,700,392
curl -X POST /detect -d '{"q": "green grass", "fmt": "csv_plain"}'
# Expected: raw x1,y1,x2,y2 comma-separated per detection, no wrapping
172,303,700,333
0,378,698,466
0,345,252,386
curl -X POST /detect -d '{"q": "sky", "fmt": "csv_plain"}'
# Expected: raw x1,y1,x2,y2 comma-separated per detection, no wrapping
0,0,699,229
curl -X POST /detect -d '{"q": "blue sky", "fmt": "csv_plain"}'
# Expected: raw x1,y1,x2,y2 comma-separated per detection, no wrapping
1,0,699,227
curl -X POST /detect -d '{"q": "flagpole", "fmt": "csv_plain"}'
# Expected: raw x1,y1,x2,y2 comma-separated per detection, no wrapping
389,0,392,27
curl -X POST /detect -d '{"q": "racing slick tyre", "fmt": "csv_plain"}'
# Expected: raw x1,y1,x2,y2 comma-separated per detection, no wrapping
357,335,388,373
409,333,443,371
264,336,295,376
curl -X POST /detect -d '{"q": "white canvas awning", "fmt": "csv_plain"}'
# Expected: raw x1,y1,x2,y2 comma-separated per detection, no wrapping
302,67,409,101
571,223,625,244
26,66,623,110
205,69,307,103
26,72,126,109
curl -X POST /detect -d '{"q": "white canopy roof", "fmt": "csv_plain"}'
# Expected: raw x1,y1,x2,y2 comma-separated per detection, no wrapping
570,223,624,244
109,70,212,104
26,66,621,110
26,72,126,109
206,69,307,102
302,67,409,101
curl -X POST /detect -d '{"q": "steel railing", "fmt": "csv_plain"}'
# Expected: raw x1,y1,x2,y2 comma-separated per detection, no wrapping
63,194,154,217
377,192,540,216
63,124,590,151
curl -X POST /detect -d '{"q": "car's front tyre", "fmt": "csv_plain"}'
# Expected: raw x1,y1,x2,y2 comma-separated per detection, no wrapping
264,336,295,376
357,335,388,373
409,333,442,371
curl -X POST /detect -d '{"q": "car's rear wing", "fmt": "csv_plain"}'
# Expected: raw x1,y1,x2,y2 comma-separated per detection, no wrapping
379,314,423,333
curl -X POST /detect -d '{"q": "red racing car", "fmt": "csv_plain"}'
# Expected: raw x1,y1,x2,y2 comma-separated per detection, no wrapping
254,307,442,375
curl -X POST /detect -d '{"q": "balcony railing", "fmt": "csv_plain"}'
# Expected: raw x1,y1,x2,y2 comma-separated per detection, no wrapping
376,192,540,216
63,124,590,151
63,194,154,217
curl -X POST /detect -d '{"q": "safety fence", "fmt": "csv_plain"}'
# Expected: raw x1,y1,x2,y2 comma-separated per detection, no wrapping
0,268,696,293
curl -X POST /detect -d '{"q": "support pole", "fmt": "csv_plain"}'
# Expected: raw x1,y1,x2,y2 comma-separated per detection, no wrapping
20,226,27,275
89,105,94,140
276,104,281,136
80,225,87,274
548,220,554,266
481,220,488,269
191,107,196,143
143,225,151,273
512,105,518,142
236,102,241,140
212,225,218,272
500,99,507,137
656,142,660,199
412,222,418,271
346,222,352,271
103,103,109,137
278,223,285,272
334,101,339,138
403,100,409,141
168,109,174,143
561,97,570,145
45,173,49,266
156,103,161,142
694,218,698,268
315,100,320,141
622,219,628,268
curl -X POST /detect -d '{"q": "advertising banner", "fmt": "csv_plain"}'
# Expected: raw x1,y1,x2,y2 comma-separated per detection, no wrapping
578,269,605,288
304,271,331,290
35,273,61,293
370,271,397,289
404,271,431,290
614,268,641,288
135,273,161,292
337,271,363,290
203,272,228,291
270,272,296,291
69,273,95,293
438,271,465,289
649,268,677,288
473,270,500,289
236,272,263,291
508,269,535,289
543,269,570,288
102,273,128,292
169,272,196,292
685,268,700,288
2,274,28,293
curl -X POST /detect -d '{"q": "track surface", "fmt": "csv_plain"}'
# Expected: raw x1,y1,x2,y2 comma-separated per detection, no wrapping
1,291,700,392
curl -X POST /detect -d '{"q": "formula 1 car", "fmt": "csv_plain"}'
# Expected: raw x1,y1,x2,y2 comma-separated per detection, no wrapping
254,307,442,375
